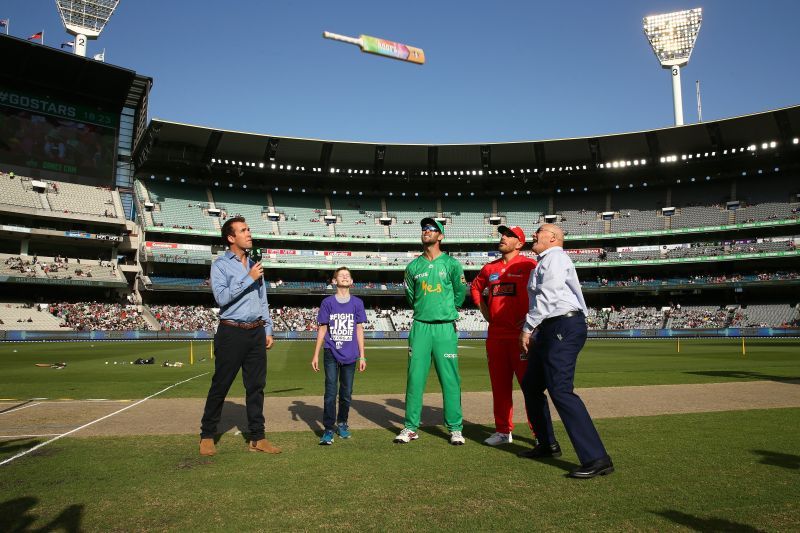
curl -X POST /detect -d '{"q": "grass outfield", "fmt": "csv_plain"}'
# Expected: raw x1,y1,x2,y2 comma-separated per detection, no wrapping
0,339,798,400
1,409,798,531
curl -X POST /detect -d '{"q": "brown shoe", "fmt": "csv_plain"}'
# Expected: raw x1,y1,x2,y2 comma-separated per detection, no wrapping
249,438,281,454
199,438,216,456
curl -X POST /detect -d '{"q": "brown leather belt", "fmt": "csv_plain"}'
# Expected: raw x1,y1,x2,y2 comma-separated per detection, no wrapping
220,319,265,330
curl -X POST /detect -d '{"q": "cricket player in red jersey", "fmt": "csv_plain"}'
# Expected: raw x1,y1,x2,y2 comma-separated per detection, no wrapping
470,225,537,446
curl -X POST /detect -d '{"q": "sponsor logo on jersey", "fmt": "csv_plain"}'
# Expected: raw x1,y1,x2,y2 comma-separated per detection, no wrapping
421,280,442,293
413,272,428,280
491,283,517,296
489,273,500,282
443,353,458,359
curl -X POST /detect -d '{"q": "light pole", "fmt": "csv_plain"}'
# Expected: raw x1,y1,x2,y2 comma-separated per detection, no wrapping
55,0,119,57
643,8,702,126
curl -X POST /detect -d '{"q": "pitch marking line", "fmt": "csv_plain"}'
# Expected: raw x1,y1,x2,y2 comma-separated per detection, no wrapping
0,434,62,438
0,372,210,467
0,402,43,416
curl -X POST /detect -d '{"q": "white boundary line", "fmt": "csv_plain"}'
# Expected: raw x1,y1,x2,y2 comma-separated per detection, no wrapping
0,402,42,415
0,372,209,467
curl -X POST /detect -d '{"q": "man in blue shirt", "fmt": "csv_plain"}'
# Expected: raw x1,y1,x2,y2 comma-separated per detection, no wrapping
200,217,280,456
517,224,612,478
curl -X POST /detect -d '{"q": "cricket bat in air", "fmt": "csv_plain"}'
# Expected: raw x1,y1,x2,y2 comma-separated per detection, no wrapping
323,31,425,65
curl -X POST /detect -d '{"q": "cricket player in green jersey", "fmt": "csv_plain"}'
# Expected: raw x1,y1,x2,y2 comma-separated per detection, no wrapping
394,217,468,445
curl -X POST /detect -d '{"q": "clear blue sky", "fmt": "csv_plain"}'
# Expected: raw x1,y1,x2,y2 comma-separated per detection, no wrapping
4,1,800,143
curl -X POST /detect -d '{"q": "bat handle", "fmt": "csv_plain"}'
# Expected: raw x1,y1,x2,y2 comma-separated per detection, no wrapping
323,31,362,46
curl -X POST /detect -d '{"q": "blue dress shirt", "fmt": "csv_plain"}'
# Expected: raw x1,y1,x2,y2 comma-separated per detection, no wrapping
523,246,588,333
211,250,273,336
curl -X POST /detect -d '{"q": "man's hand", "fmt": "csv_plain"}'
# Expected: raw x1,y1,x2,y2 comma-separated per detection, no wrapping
358,358,367,372
249,262,263,281
479,300,491,322
265,335,274,350
311,354,319,372
519,330,532,354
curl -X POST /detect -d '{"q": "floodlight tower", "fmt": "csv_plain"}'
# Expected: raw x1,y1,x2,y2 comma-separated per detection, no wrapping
643,8,702,126
55,0,119,57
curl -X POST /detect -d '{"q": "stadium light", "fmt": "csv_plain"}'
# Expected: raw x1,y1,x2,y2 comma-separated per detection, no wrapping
643,8,702,126
55,0,119,57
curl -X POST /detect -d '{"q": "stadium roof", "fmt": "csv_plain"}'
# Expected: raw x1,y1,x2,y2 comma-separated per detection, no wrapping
136,105,800,179
0,33,151,111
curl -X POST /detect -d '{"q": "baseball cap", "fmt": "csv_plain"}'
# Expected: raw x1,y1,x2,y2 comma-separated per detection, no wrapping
497,225,525,245
420,217,445,235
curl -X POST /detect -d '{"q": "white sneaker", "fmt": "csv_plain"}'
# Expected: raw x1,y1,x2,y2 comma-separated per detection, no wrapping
450,430,465,446
484,432,512,446
393,428,419,443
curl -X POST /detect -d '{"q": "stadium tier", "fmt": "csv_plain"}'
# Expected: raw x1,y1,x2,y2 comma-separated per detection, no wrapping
138,238,799,271
2,302,797,332
1,171,124,219
143,181,217,231
134,178,799,240
1,254,123,283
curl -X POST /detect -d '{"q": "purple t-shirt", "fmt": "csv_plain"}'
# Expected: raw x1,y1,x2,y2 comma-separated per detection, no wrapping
317,295,367,364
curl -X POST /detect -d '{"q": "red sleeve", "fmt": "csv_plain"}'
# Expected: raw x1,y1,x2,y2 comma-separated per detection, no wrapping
470,266,489,306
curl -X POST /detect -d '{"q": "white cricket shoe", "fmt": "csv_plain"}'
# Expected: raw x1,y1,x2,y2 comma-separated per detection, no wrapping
393,428,419,444
484,432,513,446
450,430,465,446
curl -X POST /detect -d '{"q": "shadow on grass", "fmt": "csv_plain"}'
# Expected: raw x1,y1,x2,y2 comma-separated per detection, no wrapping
350,399,405,435
213,400,250,444
652,510,765,532
683,371,800,383
751,449,800,470
0,497,84,533
267,387,303,394
0,438,43,456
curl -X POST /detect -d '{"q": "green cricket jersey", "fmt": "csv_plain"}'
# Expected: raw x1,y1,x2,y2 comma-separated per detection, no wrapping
404,253,467,322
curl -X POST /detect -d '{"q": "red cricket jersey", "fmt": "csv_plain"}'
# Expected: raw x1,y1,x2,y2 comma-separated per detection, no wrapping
470,255,537,339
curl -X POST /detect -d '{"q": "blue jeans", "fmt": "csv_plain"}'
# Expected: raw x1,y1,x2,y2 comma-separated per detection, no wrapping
323,349,356,431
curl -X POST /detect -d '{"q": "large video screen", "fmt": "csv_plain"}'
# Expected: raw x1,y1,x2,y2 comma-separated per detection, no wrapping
0,88,117,179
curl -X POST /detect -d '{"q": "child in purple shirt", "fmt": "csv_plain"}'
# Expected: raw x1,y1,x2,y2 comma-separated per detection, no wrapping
311,267,368,444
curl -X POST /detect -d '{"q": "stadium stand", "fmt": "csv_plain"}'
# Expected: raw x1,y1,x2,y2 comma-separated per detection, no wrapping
456,309,488,331
390,309,414,331
365,309,394,331
274,306,318,332
150,304,218,331
139,180,217,231
665,305,730,329
731,304,800,328
440,197,494,238
45,180,120,218
1,254,121,282
329,196,387,239
48,302,152,331
0,303,65,330
0,171,42,209
0,172,123,218
211,188,274,235
272,192,328,237
606,307,665,330
385,197,438,238
496,196,547,233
